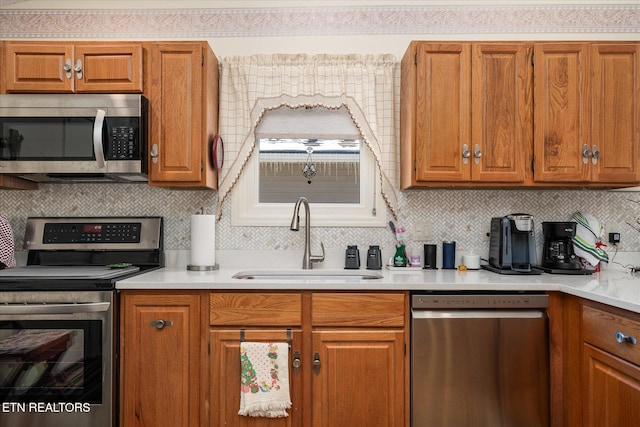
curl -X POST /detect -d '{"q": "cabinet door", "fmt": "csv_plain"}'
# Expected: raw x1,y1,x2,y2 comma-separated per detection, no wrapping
311,330,405,427
74,44,143,93
534,43,590,182
3,43,75,93
120,292,202,427
471,43,531,182
414,43,471,182
590,43,640,183
148,42,205,184
210,329,304,427
583,343,640,427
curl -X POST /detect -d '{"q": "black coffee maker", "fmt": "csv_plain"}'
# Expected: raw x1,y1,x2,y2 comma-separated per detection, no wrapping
541,221,583,271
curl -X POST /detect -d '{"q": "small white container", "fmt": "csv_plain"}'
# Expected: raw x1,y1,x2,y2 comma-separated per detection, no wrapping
461,254,481,270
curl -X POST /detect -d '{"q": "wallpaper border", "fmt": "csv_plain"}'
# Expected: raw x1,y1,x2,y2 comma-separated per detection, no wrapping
0,5,639,38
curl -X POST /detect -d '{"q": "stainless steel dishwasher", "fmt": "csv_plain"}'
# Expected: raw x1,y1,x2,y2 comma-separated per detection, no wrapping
411,292,549,427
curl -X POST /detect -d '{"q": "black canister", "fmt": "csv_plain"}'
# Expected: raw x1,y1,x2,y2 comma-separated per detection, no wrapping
442,241,456,269
366,245,382,270
345,245,361,269
423,244,437,269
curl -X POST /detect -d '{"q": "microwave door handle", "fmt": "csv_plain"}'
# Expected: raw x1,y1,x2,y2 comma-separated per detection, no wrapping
0,302,111,315
93,109,107,169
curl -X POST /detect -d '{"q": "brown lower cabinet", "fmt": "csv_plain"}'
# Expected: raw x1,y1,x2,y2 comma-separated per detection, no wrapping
209,291,408,427
120,291,205,427
550,293,640,427
120,291,407,427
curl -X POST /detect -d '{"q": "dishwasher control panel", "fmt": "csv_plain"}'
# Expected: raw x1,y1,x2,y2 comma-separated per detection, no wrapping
412,293,549,309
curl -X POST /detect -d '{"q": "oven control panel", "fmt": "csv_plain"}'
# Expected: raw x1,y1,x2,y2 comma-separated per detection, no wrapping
23,217,162,250
43,222,141,244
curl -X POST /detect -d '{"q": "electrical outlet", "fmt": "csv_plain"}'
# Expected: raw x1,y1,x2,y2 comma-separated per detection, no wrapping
413,222,433,241
482,222,491,242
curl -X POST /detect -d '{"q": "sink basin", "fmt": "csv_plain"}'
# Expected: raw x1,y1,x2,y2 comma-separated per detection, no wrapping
232,269,383,281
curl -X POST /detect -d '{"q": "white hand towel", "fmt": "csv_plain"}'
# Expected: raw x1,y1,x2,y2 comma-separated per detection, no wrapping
0,214,16,269
238,342,291,418
572,212,609,266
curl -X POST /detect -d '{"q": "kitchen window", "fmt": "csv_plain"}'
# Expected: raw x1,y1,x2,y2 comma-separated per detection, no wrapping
231,105,386,227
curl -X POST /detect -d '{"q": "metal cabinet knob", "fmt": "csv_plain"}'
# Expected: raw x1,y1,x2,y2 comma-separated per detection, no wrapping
150,319,173,329
150,144,159,164
63,58,73,79
474,144,482,159
74,59,83,79
591,144,600,164
312,352,321,374
473,144,482,164
462,144,471,159
582,144,592,164
292,351,301,370
615,331,637,345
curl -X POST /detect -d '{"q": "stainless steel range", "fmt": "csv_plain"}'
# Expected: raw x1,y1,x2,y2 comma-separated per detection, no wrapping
0,216,163,427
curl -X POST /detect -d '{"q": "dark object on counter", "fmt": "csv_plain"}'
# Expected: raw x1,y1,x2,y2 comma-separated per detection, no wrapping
442,241,456,269
366,245,382,270
488,214,541,274
345,245,361,269
539,221,594,275
423,244,437,269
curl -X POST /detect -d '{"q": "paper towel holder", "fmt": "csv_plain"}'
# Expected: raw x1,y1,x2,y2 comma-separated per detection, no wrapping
187,208,219,271
187,263,219,271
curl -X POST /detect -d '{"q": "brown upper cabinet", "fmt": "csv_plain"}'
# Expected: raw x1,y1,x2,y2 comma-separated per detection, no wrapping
146,41,219,189
2,41,143,93
402,40,640,189
534,42,640,184
401,41,533,188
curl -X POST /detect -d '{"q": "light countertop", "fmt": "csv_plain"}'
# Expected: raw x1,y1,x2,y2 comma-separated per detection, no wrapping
117,250,640,314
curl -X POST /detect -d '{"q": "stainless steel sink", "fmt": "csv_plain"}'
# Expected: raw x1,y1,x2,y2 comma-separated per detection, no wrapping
232,269,383,281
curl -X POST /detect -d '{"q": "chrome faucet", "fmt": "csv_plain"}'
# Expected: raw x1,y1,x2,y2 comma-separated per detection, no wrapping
290,196,325,269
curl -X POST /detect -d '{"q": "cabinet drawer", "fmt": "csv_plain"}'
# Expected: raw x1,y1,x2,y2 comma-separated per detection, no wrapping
583,305,640,366
210,292,302,326
311,293,405,327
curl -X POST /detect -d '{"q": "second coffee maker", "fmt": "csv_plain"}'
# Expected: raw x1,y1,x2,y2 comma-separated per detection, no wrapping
487,213,539,274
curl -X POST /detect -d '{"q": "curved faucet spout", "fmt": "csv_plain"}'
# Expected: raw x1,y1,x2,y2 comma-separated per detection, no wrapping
290,196,325,269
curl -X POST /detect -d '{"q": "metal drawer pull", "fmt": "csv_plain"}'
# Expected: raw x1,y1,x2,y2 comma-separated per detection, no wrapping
615,331,637,345
150,319,173,329
313,352,321,374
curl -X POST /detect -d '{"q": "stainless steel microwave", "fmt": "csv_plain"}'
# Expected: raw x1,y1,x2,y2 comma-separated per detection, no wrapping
0,94,148,183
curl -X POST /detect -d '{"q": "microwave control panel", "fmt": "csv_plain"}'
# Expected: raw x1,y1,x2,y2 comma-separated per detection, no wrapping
108,126,138,159
106,117,140,160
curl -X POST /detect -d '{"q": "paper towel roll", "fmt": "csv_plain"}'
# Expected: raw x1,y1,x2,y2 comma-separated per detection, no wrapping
190,214,216,267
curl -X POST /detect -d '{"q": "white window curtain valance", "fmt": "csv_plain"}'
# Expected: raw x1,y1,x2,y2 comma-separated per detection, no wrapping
217,53,400,220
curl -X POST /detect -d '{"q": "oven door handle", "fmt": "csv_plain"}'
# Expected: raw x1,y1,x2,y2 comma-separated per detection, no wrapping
0,302,110,315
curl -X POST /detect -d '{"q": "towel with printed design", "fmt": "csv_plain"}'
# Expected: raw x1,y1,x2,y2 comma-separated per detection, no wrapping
238,342,291,418
0,215,15,269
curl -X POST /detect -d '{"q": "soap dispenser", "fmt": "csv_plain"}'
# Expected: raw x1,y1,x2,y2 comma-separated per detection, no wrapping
345,245,361,269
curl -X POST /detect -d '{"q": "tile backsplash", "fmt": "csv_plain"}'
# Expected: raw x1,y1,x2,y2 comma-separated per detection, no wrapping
2,185,639,257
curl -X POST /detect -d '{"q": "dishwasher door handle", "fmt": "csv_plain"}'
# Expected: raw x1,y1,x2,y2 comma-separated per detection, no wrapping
412,309,546,319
